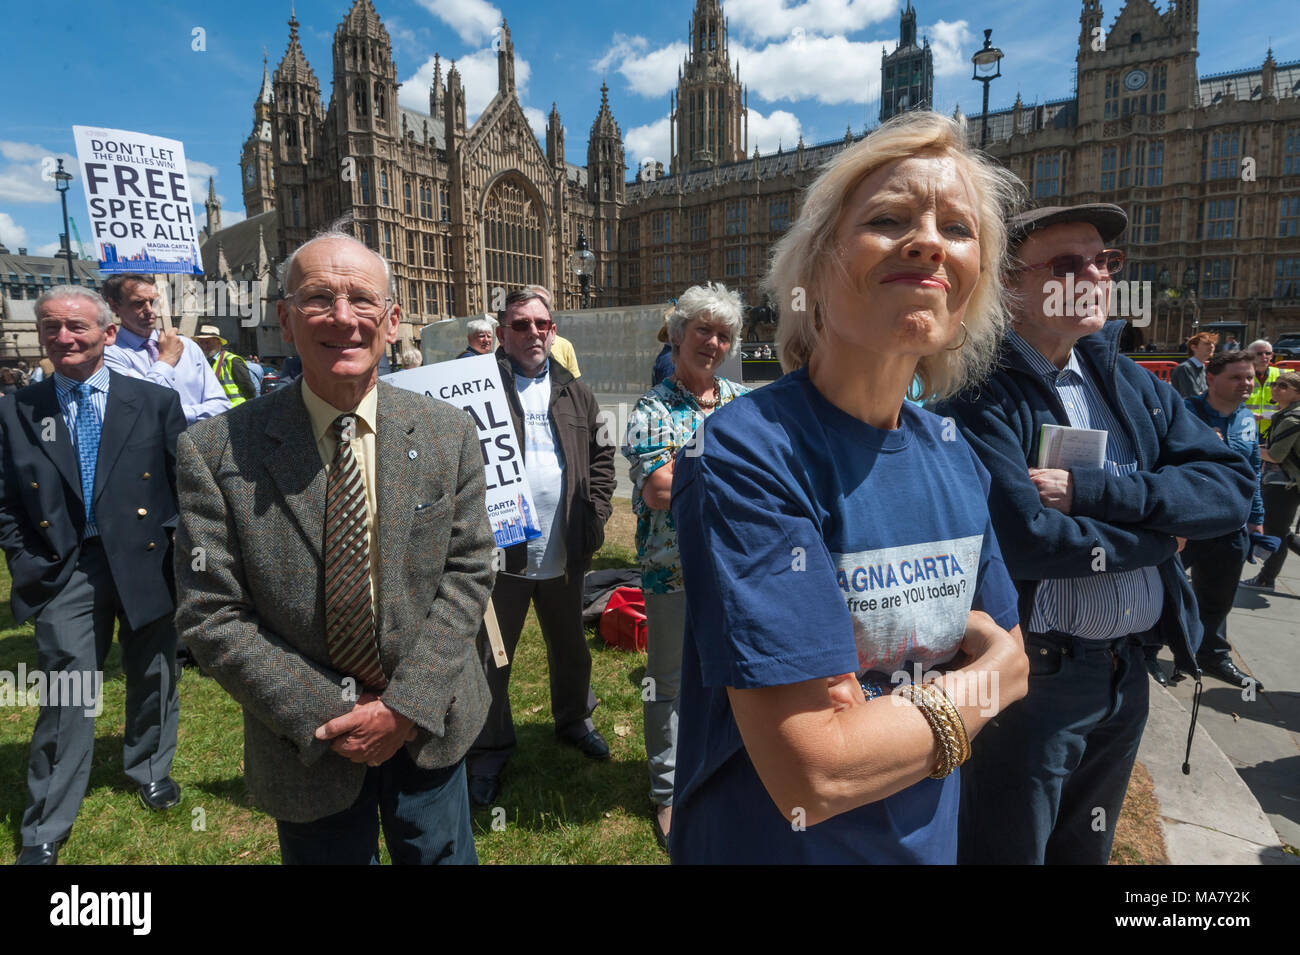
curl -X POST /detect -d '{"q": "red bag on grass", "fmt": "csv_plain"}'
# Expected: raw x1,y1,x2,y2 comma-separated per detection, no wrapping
600,586,648,652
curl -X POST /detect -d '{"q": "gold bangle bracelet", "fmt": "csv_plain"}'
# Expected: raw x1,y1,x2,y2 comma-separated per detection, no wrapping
898,683,961,778
922,680,971,768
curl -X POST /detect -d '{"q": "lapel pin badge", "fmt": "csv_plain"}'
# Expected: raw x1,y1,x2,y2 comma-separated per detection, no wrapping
408,449,418,460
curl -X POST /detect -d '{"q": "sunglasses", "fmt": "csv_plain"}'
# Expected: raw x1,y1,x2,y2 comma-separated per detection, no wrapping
508,318,554,333
1017,249,1125,278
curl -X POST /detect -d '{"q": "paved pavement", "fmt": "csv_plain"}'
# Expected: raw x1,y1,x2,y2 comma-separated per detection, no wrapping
1142,542,1300,864
595,381,1298,863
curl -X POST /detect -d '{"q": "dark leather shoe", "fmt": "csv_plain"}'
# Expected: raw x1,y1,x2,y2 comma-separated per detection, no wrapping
16,842,61,865
1145,658,1169,686
1201,658,1263,691
468,774,500,807
139,777,182,811
561,729,611,761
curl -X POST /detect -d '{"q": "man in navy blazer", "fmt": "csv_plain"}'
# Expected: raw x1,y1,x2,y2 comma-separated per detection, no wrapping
0,286,186,865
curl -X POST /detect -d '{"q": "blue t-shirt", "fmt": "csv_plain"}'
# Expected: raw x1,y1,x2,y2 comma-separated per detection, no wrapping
669,366,1019,864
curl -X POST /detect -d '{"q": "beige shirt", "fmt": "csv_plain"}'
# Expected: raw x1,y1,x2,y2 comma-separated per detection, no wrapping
301,380,380,604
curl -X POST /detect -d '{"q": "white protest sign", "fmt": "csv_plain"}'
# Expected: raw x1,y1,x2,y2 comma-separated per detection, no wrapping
72,125,203,274
383,353,542,550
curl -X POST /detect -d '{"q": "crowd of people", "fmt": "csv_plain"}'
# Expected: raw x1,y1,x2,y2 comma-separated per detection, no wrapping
2,109,1296,866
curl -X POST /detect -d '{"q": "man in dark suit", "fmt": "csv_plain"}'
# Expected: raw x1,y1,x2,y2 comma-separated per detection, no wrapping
175,231,495,864
0,286,185,866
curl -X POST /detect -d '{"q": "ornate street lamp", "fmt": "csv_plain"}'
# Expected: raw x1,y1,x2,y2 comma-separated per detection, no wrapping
53,159,75,283
971,29,1004,150
570,229,595,308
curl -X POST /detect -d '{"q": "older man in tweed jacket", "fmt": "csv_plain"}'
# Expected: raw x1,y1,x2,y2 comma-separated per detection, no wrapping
176,232,494,864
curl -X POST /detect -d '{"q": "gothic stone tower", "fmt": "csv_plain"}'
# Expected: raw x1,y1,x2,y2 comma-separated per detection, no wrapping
879,1,934,122
671,0,748,175
240,55,277,217
271,10,324,257
587,81,626,295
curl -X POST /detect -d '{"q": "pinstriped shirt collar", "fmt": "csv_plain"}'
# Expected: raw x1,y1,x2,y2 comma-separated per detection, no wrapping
53,365,111,403
1007,329,1084,384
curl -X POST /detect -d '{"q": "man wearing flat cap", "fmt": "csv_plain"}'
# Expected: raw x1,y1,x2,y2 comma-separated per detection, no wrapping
192,324,258,407
935,203,1256,864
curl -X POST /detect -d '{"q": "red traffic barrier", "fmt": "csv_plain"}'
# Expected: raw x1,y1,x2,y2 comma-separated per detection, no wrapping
1135,360,1178,382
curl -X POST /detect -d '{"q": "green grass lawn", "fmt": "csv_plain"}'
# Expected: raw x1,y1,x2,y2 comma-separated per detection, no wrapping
0,497,1163,864
0,498,663,864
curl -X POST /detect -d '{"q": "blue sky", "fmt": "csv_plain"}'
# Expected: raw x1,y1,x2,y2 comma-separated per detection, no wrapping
1,0,1295,257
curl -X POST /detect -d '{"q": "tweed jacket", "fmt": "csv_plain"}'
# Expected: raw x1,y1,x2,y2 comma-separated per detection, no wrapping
175,379,495,822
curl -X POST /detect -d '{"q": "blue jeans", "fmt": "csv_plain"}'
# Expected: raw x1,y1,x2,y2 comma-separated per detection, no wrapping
958,630,1150,865
275,752,477,865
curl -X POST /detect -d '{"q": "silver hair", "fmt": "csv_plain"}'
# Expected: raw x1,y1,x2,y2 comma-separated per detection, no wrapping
1248,339,1272,354
467,316,498,335
278,216,395,296
35,285,113,330
665,282,744,356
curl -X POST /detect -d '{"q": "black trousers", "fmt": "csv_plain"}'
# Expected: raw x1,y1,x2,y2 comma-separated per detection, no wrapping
1258,483,1300,584
467,571,597,777
1180,528,1250,663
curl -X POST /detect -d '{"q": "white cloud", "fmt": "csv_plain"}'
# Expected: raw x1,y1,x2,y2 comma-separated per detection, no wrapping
415,0,501,46
725,0,895,42
0,141,51,163
34,241,62,258
199,206,246,234
0,141,78,204
734,34,888,105
747,108,803,154
624,114,671,171
593,35,687,98
0,211,29,248
523,107,547,142
927,20,975,78
187,159,220,200
398,47,534,127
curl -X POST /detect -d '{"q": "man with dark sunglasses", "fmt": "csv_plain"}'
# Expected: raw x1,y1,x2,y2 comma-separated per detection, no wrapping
936,203,1255,864
465,287,615,807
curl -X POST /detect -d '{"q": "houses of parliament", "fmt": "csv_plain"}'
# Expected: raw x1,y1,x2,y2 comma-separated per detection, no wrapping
201,0,1300,358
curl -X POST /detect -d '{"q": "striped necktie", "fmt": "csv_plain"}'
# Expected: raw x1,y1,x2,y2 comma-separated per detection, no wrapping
323,413,385,688
73,382,101,537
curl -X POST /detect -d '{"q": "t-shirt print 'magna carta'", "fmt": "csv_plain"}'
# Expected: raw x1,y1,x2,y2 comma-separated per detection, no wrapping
669,366,1020,865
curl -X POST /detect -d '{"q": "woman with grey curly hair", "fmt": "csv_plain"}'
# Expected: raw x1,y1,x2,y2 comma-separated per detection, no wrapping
621,281,749,851
668,111,1029,863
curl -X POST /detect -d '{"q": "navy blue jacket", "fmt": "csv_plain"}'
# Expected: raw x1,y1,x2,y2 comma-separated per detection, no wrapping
0,371,185,629
935,321,1256,674
1183,394,1264,525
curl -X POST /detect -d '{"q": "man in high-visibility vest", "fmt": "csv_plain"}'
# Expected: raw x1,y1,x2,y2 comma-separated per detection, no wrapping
194,324,257,407
1245,339,1283,438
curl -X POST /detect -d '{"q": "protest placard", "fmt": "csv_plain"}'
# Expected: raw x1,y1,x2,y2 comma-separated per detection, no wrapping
72,125,203,274
383,353,541,550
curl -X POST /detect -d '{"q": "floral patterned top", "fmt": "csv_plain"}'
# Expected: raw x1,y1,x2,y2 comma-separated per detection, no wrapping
621,376,750,594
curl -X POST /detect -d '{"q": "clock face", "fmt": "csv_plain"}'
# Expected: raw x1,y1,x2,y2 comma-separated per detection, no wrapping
245,166,255,184
1124,69,1148,91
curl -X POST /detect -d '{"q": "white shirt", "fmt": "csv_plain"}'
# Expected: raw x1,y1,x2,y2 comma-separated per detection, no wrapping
513,362,567,579
104,327,230,425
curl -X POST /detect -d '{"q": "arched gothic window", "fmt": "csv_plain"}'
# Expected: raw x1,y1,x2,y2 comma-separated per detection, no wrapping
482,175,545,297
